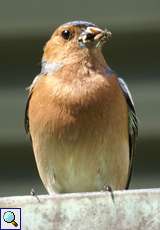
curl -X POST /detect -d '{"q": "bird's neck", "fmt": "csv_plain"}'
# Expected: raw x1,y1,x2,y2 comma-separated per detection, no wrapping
79,48,108,71
42,48,108,75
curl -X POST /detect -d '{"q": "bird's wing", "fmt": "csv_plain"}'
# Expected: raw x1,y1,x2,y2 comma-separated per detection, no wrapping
24,75,42,137
118,77,138,189
24,91,32,136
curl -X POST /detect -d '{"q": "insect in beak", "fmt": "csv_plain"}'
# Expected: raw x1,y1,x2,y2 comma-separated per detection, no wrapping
78,26,112,48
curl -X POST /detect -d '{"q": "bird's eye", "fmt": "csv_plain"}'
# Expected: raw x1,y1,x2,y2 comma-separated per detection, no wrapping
61,30,72,40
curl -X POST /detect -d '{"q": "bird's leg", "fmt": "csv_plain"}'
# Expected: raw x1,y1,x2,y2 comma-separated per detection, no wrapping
103,185,115,203
30,188,41,203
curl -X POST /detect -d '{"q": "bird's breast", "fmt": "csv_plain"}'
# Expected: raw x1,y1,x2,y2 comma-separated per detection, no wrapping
29,73,112,138
29,73,129,193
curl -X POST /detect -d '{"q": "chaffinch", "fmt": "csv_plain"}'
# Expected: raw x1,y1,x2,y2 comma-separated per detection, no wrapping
25,20,138,194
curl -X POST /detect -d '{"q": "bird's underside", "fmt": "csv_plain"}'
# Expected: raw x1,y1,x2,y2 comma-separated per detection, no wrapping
27,70,130,194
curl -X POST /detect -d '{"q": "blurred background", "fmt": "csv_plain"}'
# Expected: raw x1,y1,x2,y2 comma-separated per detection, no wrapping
0,0,159,196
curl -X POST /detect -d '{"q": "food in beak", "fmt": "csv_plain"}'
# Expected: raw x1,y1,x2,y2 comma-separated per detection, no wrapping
78,26,112,47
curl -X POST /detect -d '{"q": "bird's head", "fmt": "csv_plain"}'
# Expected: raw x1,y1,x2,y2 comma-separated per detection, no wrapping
43,20,112,64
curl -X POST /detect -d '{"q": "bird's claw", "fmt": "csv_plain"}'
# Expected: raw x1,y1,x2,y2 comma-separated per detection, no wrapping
103,185,115,203
30,188,41,203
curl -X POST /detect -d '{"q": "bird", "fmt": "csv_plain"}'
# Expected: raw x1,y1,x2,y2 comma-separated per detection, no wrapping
25,20,138,194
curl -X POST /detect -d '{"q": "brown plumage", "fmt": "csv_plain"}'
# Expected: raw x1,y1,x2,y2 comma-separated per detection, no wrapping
25,21,138,194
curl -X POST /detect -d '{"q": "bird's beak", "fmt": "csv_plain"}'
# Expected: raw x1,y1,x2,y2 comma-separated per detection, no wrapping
78,26,112,48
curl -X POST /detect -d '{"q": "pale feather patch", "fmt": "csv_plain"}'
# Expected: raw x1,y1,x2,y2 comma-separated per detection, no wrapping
41,60,64,75
27,75,41,92
26,61,64,93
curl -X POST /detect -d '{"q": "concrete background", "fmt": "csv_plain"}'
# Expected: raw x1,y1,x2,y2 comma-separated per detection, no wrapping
0,0,160,196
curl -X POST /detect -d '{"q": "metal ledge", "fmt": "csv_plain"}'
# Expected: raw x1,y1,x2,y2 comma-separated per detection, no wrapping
0,189,160,229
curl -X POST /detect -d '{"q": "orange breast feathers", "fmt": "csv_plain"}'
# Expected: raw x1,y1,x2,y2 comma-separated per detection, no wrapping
28,70,128,141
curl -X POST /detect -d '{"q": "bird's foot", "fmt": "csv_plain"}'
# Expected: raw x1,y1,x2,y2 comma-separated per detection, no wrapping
103,185,115,203
30,188,41,203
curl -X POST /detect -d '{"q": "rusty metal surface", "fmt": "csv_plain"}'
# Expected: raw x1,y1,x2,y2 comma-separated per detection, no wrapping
0,189,160,230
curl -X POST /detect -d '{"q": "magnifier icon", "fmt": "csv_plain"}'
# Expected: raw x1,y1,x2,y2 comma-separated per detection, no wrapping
3,211,18,227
